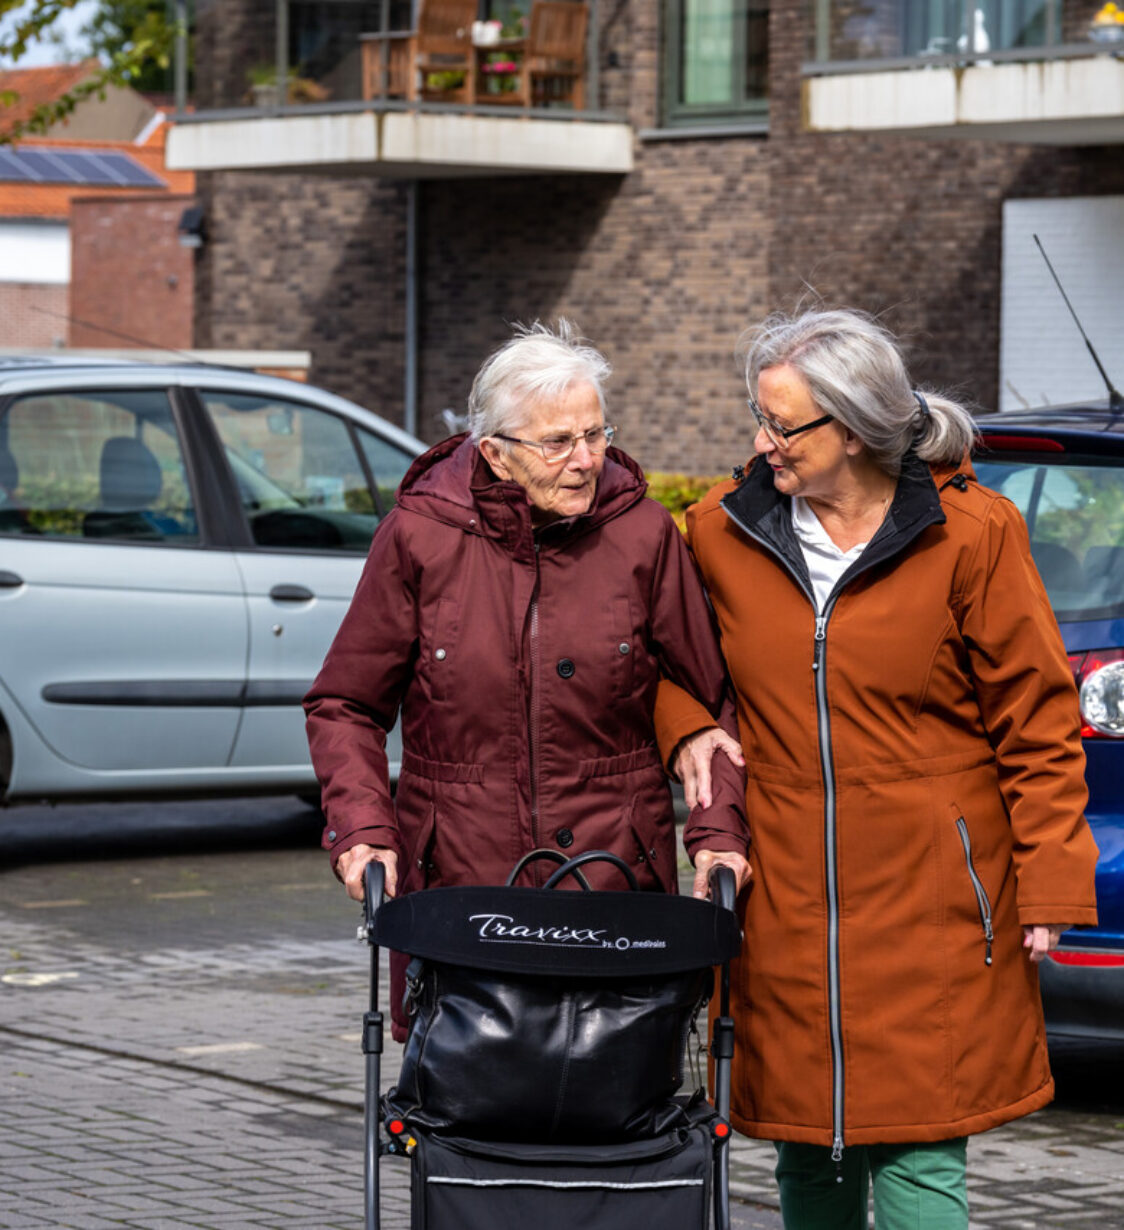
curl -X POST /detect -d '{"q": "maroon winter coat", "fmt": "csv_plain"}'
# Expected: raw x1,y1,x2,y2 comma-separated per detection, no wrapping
305,433,747,907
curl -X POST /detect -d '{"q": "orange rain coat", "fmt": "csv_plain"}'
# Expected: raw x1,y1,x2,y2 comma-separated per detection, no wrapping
656,451,1098,1151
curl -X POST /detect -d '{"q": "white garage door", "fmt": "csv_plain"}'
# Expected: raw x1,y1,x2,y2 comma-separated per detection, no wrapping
1000,196,1124,413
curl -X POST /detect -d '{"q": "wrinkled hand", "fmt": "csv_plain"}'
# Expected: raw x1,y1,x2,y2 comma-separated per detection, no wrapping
691,847,752,901
1022,924,1067,964
672,726,745,810
336,844,398,902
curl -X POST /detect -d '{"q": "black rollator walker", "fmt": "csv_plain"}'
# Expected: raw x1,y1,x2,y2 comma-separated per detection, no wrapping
358,848,742,1230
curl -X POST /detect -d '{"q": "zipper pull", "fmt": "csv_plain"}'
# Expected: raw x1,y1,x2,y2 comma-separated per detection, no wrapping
813,616,827,671
832,1135,844,1179
984,918,994,966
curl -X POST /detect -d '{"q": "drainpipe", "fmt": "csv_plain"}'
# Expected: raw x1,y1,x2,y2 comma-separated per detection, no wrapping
587,0,599,108
814,0,830,62
405,181,418,437
275,0,289,101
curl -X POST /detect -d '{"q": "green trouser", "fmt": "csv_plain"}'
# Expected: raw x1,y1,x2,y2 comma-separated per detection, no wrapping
774,1139,969,1230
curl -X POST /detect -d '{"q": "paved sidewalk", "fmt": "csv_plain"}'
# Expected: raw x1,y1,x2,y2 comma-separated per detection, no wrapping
2,837,1123,1230
3,908,1124,1228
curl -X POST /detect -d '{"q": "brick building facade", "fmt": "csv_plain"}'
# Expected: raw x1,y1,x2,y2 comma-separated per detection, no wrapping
0,283,69,349
190,0,1123,474
69,195,198,351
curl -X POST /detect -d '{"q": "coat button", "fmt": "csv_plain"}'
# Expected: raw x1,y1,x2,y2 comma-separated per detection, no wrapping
557,828,574,848
327,830,336,841
618,642,630,655
557,658,575,678
435,648,447,660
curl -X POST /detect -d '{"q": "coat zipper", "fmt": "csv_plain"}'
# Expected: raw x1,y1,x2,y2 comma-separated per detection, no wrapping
955,816,994,965
813,607,845,1169
722,501,848,1167
529,542,542,856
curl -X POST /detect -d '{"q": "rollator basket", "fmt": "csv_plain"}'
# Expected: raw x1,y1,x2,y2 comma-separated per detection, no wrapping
357,848,742,1230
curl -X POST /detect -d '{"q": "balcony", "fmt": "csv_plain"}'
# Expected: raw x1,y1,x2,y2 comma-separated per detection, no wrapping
165,0,633,178
802,1,1124,145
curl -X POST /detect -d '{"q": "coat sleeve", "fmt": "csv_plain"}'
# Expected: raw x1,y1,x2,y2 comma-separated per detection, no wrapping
647,507,749,861
957,495,1098,926
303,508,418,871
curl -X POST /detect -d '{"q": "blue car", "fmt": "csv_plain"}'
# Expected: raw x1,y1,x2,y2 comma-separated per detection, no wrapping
973,402,1124,1044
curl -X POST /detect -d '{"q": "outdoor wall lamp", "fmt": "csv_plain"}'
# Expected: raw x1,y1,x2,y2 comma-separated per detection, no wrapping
177,206,207,249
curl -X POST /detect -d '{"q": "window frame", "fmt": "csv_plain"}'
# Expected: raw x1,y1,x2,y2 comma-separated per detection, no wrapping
662,0,769,129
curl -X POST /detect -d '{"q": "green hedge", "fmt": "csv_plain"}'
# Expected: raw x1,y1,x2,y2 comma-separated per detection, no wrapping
646,472,724,532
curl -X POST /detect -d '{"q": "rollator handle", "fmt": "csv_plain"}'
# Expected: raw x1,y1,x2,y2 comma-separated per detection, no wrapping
708,864,737,914
363,860,387,940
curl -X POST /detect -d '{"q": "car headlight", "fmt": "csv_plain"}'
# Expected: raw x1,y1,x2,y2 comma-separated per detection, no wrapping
1079,659,1124,737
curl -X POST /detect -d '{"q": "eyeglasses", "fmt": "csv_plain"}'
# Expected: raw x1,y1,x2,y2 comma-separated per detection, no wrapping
747,397,833,451
493,424,617,464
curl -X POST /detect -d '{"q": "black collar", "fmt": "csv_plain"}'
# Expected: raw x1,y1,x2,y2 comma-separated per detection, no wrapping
720,449,947,603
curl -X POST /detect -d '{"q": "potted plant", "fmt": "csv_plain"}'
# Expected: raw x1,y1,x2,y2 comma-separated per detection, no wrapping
246,64,331,106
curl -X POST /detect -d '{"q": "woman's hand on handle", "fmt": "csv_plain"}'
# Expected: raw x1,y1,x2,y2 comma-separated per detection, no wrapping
692,847,752,901
672,726,745,810
336,844,398,902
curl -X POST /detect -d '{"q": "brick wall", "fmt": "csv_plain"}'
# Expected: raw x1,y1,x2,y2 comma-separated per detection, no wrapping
768,0,1124,415
191,0,1124,474
193,170,408,425
69,195,197,351
0,283,69,348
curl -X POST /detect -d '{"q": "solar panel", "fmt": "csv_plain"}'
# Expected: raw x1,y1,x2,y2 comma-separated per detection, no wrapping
0,148,29,182
0,146,167,188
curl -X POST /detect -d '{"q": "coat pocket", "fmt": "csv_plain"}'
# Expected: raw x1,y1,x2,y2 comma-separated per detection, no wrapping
422,597,460,703
610,597,638,700
954,811,994,967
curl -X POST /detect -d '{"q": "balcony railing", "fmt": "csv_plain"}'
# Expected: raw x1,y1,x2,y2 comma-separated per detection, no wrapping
174,0,613,123
804,0,1122,73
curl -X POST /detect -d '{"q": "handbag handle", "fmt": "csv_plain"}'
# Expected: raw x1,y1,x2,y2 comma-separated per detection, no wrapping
505,847,592,890
542,849,640,892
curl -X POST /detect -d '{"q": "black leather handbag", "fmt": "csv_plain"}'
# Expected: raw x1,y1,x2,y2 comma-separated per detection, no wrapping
374,850,741,1145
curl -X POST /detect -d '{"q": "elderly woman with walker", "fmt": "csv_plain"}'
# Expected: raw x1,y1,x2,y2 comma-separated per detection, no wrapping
305,320,751,1041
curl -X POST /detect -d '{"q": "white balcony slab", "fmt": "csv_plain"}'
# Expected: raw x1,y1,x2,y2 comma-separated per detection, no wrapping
804,55,1124,145
166,109,634,176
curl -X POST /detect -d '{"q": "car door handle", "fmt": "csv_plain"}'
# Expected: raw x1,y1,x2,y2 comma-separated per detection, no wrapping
270,584,315,603
0,570,23,588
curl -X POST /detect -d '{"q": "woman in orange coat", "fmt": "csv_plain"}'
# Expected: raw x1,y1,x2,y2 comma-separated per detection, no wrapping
657,308,1098,1229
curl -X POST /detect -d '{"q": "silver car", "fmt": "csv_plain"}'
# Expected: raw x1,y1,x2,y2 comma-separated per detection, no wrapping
0,358,422,804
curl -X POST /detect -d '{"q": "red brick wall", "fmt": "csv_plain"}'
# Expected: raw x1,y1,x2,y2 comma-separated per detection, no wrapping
0,283,69,348
69,195,197,351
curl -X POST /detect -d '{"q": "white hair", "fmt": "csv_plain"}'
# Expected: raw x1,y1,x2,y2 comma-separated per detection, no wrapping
467,319,611,443
737,308,977,474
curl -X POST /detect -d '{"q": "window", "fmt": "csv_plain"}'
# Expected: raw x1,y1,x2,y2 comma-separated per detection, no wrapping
200,391,397,552
903,1,1049,57
664,0,769,126
0,389,198,543
973,456,1124,621
358,429,414,515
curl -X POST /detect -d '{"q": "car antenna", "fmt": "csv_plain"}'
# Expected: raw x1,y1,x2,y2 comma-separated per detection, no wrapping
1033,234,1122,411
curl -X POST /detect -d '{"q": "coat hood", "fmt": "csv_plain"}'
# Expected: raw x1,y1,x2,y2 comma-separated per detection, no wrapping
396,433,649,547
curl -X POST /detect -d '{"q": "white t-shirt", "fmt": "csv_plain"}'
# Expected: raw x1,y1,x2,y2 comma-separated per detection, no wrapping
791,496,870,615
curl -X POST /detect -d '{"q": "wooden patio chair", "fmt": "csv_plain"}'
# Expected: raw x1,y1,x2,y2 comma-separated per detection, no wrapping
516,0,589,110
361,0,478,104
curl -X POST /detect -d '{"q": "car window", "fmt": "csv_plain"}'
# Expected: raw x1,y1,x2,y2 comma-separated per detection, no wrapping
199,391,380,552
974,455,1124,621
0,389,198,543
357,428,415,512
